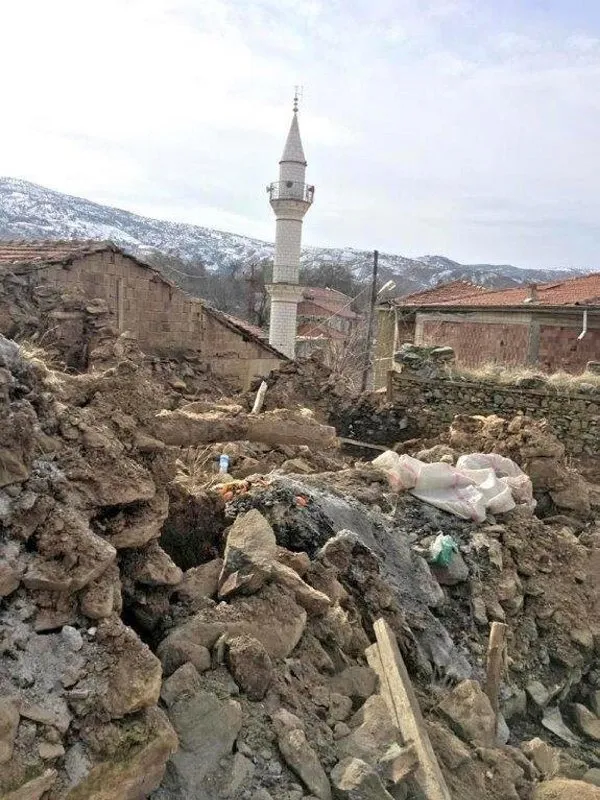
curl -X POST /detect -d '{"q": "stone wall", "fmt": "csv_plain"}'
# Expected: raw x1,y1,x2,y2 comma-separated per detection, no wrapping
386,370,600,455
0,250,282,388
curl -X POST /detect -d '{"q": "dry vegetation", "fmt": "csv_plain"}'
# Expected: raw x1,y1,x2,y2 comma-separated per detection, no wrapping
446,362,600,390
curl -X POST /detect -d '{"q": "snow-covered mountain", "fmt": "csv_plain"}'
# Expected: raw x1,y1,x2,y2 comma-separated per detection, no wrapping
0,177,587,295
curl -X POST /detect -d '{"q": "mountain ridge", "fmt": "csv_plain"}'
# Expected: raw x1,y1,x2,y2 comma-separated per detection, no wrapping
0,177,588,298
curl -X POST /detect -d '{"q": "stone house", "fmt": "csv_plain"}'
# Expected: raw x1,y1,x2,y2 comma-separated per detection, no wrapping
375,274,600,387
296,286,362,364
0,240,285,387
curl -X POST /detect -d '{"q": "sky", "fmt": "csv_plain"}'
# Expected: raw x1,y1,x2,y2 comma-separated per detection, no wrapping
1,0,600,268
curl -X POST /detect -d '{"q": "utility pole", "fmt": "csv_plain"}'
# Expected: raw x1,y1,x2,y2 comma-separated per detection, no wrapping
361,249,379,392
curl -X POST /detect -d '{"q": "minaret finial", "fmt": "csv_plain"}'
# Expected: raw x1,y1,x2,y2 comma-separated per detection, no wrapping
293,85,303,114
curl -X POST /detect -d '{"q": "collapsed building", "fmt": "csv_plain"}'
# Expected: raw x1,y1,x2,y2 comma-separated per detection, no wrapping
0,240,285,387
0,310,599,799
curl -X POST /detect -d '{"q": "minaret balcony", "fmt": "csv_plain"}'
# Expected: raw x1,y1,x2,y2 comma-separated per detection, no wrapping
267,181,315,204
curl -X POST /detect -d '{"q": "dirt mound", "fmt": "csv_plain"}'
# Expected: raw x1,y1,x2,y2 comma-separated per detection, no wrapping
1,331,600,800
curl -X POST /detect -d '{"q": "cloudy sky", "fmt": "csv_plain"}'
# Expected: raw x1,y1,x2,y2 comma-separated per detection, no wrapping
1,0,599,268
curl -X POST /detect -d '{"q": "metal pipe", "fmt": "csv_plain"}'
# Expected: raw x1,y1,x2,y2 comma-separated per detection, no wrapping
578,308,588,341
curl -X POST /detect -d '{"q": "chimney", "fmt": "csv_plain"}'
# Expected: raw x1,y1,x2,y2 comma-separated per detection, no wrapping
526,283,538,303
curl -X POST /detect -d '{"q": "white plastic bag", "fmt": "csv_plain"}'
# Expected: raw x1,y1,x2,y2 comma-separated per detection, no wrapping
373,449,534,521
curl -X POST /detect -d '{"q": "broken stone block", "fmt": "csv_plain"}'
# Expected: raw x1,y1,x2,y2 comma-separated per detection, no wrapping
533,778,600,799
177,558,223,601
0,561,20,597
219,509,276,598
2,768,58,800
158,639,211,677
272,710,331,800
430,551,469,586
542,706,580,746
126,541,183,586
160,663,203,707
377,742,418,785
330,667,378,700
336,695,397,764
272,561,331,615
571,704,600,742
437,679,496,747
0,696,20,764
38,741,66,760
331,757,395,800
328,693,353,722
583,769,600,788
521,738,560,778
226,634,274,701
162,691,242,798
526,680,550,709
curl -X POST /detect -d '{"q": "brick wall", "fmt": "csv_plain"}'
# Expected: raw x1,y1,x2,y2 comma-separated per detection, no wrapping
538,325,600,372
387,371,599,455
9,251,281,387
418,318,531,367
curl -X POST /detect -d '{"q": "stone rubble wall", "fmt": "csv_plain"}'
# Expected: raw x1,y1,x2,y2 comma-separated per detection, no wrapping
387,371,600,455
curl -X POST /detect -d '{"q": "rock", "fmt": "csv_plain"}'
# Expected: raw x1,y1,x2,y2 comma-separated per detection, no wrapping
64,707,177,800
158,639,211,677
102,491,169,548
438,679,496,747
337,696,397,764
177,558,223,601
3,769,58,800
571,704,600,741
583,770,600,788
21,701,71,734
272,561,332,615
590,691,600,717
226,635,274,701
219,509,277,598
526,681,551,709
0,447,29,488
533,779,600,799
430,551,469,585
541,706,580,746
330,667,378,700
377,743,418,785
276,547,311,577
328,693,353,722
162,691,242,797
334,722,352,740
277,728,331,800
79,569,118,619
0,696,20,764
61,625,84,651
331,757,394,800
127,541,183,586
38,742,66,760
280,458,314,474
521,738,560,778
100,619,162,718
158,583,307,661
0,561,20,597
160,662,203,707
223,752,256,796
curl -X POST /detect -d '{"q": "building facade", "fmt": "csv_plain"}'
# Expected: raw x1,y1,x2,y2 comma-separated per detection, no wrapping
0,240,285,387
267,96,314,359
375,276,600,387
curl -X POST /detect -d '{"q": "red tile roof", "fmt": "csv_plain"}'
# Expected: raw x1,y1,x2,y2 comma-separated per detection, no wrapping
0,240,115,268
395,274,600,309
394,280,488,306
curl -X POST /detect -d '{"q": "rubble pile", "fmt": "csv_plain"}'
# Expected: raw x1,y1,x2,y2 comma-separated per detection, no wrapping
0,333,599,800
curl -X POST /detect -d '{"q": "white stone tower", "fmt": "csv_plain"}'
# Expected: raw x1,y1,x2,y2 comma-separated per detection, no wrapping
267,92,314,359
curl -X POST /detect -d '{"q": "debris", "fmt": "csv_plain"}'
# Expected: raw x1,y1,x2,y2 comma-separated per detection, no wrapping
485,621,508,720
272,710,332,800
331,757,395,800
226,635,274,701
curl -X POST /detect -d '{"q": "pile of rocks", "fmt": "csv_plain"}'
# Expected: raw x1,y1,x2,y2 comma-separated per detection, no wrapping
1,332,600,800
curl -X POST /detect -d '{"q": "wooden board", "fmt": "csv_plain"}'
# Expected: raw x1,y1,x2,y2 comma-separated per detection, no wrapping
368,618,452,800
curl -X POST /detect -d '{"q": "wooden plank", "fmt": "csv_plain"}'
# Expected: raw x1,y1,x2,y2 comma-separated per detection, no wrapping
371,618,452,800
485,621,508,719
339,437,388,452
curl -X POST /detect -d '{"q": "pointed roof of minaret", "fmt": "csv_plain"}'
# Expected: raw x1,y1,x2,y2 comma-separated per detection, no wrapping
280,96,307,165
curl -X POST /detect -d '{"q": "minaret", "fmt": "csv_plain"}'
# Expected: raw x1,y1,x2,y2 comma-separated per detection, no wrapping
267,91,314,359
